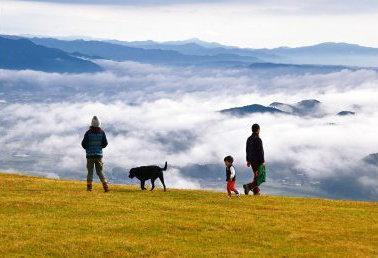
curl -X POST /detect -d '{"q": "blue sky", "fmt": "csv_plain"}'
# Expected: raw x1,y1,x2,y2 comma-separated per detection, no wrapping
2,0,378,48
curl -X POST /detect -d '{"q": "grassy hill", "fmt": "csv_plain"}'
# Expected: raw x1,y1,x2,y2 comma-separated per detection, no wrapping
0,173,377,257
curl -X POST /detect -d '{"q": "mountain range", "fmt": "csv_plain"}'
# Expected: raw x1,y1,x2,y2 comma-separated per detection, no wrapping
0,36,102,73
105,38,378,67
28,37,262,66
2,35,378,74
27,37,378,68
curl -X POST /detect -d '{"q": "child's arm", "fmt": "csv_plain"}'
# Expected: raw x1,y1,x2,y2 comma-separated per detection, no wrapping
230,166,236,180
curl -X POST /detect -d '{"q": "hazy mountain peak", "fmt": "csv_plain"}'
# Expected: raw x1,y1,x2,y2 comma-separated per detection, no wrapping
162,38,225,48
363,153,378,166
314,42,361,47
296,99,321,106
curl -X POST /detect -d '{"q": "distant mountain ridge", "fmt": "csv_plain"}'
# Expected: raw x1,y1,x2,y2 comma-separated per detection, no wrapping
25,36,376,69
272,42,378,55
107,39,278,61
220,104,286,116
0,36,102,73
363,153,378,166
270,99,323,116
221,99,356,117
104,38,378,67
2,34,378,73
27,37,262,66
220,99,323,117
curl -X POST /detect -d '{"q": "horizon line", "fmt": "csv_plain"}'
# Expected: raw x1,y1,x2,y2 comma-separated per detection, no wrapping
2,33,377,50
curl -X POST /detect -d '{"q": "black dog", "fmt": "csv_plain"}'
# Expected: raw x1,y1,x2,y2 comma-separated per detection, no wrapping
129,162,168,191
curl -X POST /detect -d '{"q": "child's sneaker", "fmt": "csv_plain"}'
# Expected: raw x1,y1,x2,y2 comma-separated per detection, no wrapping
87,183,92,191
236,192,240,198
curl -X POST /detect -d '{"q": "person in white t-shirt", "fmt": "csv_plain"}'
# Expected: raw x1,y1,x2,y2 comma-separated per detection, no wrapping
224,155,240,198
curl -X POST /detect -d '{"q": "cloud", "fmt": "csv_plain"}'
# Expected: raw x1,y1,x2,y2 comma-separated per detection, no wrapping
19,0,222,5
4,1,378,49
14,0,378,14
163,168,201,189
0,61,378,199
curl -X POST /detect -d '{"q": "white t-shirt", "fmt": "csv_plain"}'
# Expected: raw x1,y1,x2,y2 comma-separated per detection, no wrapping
230,166,236,179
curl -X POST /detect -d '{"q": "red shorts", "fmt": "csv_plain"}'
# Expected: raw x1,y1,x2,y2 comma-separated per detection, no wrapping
227,180,236,194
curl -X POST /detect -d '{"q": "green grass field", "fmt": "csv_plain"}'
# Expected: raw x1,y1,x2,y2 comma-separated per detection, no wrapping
0,173,377,257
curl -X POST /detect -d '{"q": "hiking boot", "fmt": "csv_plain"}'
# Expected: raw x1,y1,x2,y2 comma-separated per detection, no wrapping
243,184,249,195
102,182,109,193
87,183,92,191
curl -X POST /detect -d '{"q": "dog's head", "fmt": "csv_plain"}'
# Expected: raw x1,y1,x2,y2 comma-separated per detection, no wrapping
128,168,136,179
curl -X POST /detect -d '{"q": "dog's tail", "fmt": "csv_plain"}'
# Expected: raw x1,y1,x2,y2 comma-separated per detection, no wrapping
162,161,168,171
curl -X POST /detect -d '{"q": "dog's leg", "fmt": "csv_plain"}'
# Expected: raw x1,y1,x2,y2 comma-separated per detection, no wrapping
159,175,166,191
141,180,147,190
150,178,156,191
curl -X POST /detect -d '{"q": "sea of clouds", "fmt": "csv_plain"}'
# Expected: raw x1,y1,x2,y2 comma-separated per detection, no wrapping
0,60,377,200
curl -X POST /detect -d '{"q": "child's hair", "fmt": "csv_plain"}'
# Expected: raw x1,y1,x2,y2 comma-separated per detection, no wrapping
224,155,234,163
252,123,260,133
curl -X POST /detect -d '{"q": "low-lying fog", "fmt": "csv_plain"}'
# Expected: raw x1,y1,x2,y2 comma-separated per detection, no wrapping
1,60,377,200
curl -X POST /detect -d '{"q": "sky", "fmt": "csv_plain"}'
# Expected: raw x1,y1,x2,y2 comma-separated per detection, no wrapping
1,0,378,48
